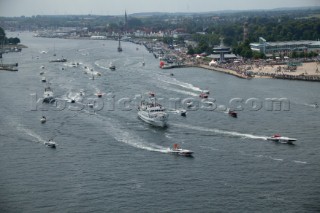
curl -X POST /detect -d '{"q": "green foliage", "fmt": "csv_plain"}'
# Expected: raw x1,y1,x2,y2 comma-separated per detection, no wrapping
7,37,20,44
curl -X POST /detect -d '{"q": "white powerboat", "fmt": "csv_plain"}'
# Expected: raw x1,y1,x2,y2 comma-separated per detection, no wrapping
266,134,297,144
168,144,193,156
44,140,56,148
41,77,46,82
43,86,55,103
179,109,187,116
138,99,168,127
40,116,46,123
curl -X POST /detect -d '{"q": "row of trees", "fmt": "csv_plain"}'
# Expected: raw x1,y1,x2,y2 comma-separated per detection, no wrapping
0,27,20,44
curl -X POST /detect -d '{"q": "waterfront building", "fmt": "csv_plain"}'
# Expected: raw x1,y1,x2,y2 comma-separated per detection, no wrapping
250,37,320,55
209,37,236,62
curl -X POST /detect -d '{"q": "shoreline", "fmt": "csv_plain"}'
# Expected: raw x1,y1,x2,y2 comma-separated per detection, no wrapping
188,62,320,82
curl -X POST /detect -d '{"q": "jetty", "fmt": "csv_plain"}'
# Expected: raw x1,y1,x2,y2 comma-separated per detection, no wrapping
0,63,18,71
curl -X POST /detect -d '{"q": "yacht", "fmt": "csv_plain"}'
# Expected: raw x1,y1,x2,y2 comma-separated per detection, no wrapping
138,99,168,127
266,134,297,144
168,144,193,156
43,86,55,103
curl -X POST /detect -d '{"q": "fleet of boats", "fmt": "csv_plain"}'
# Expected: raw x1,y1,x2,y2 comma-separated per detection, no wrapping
32,40,299,153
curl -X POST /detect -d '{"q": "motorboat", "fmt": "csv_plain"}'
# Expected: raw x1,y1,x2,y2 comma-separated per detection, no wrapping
39,71,44,75
228,110,237,118
266,134,297,144
148,92,155,97
43,86,55,103
109,65,116,70
40,116,46,123
168,144,193,156
138,99,168,127
97,92,103,98
199,92,208,99
41,77,46,82
44,140,56,148
88,103,94,108
49,58,67,63
179,109,187,116
79,89,84,96
202,90,210,94
70,99,75,103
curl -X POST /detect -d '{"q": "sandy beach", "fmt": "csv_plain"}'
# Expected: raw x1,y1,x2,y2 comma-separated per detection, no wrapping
195,61,320,81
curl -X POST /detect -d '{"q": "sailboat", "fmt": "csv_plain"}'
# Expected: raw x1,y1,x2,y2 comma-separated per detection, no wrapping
117,36,122,52
53,42,56,56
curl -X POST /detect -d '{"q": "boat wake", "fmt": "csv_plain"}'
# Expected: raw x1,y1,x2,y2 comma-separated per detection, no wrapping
156,74,202,92
171,123,268,140
17,125,47,144
85,113,170,153
157,84,198,97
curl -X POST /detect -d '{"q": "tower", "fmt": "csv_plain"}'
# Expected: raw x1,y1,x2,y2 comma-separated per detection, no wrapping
125,10,128,33
243,22,248,42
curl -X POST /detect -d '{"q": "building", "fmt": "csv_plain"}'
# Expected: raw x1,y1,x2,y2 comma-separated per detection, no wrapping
209,37,237,62
250,37,320,55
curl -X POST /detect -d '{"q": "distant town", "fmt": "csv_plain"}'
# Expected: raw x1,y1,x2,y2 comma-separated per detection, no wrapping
1,7,320,80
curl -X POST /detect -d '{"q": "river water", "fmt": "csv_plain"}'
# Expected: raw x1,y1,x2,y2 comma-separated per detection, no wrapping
0,32,319,212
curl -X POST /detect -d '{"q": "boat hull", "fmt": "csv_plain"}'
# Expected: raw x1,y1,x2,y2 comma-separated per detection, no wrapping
138,111,167,127
267,137,296,144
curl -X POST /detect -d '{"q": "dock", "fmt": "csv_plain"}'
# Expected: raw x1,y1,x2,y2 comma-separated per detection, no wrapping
0,63,19,71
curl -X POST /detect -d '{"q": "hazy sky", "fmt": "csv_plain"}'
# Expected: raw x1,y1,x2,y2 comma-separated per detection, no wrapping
1,0,319,17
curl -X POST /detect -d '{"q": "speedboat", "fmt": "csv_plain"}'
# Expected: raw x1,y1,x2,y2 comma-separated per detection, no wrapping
70,99,75,103
44,140,56,148
202,90,210,94
138,100,168,127
179,109,187,116
40,116,46,123
228,110,237,118
266,134,297,144
97,92,103,98
168,144,193,156
49,58,67,63
41,77,46,82
199,92,208,99
43,86,55,103
109,65,116,70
